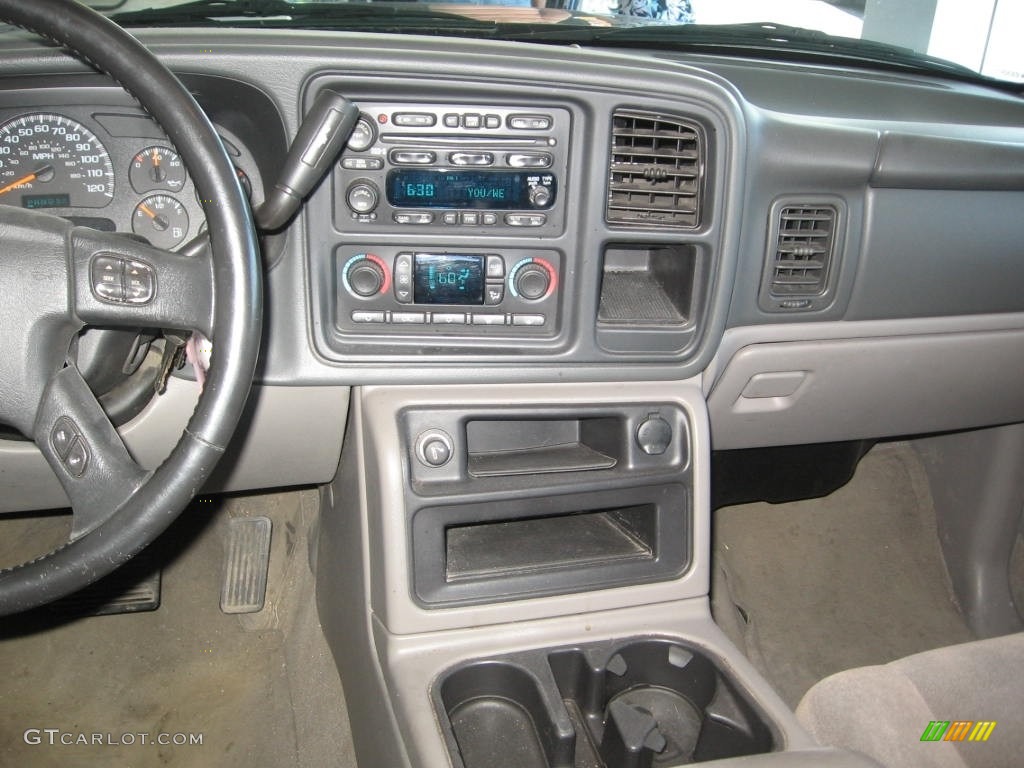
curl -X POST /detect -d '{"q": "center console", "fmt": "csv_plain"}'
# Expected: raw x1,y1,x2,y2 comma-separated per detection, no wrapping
314,381,849,768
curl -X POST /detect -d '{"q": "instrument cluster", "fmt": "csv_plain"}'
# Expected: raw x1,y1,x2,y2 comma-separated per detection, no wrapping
0,108,260,250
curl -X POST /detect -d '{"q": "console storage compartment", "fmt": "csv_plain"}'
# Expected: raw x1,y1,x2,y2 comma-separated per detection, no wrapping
435,639,776,768
413,484,689,605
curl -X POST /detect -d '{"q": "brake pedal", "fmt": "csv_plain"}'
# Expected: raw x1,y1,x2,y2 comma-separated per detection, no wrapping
49,548,161,616
220,516,273,614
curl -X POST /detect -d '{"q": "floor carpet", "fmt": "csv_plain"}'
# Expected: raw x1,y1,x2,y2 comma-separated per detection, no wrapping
711,441,974,708
0,490,355,768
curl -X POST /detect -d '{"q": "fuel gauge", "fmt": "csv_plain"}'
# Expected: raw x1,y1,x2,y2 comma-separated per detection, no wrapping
132,195,189,249
130,146,186,194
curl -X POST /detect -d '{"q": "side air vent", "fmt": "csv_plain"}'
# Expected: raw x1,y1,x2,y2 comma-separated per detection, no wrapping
760,199,844,313
607,111,703,228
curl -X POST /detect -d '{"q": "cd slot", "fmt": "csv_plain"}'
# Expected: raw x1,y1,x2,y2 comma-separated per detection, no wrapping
381,134,551,147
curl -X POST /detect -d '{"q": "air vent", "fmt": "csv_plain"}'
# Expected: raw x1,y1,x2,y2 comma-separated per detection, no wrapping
607,111,703,228
760,201,843,312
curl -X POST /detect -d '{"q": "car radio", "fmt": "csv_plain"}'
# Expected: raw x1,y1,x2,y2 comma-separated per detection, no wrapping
333,104,570,236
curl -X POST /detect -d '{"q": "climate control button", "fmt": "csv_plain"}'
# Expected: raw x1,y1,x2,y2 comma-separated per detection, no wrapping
509,257,556,301
342,254,391,298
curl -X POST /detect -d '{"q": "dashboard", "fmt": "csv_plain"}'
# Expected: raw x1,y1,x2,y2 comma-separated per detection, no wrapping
0,26,1022,498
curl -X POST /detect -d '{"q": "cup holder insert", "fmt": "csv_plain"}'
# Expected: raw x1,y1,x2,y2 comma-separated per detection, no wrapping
435,640,775,768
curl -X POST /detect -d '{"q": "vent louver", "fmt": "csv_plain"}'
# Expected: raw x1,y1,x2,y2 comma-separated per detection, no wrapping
607,111,703,228
769,204,837,296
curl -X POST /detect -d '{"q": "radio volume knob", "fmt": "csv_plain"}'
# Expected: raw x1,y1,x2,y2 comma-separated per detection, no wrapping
528,185,551,208
514,263,551,301
347,258,386,297
347,181,379,214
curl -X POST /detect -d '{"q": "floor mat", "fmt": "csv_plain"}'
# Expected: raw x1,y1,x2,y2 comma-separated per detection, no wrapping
712,442,974,709
0,490,355,768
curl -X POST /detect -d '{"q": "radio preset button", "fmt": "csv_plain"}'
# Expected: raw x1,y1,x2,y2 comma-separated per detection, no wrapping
507,152,553,169
341,156,384,171
390,150,436,165
352,311,386,323
486,255,505,279
392,311,426,324
392,112,436,127
513,314,546,326
505,213,546,227
449,152,494,166
508,114,552,130
471,314,507,326
462,113,482,129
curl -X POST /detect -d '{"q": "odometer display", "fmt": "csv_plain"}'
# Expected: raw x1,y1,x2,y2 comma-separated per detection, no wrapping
0,113,114,209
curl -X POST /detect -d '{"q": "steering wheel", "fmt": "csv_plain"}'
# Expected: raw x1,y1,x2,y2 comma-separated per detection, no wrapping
0,0,261,615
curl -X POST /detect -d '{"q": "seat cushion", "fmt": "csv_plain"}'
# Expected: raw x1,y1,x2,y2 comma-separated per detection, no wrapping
796,632,1024,768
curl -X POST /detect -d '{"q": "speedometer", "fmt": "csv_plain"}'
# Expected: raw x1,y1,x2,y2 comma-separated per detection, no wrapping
0,113,114,209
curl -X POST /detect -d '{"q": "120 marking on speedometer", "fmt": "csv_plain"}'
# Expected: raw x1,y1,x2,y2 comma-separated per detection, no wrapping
0,113,114,209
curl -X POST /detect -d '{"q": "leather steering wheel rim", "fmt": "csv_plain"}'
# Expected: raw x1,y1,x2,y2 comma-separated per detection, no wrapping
0,0,262,615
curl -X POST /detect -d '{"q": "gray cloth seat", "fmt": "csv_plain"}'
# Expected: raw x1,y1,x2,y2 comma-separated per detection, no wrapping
796,632,1024,768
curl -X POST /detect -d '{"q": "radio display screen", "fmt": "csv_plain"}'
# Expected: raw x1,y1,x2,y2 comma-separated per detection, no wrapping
388,170,554,209
413,253,485,305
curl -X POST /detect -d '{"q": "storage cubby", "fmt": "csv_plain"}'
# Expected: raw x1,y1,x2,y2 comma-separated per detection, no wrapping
435,639,776,768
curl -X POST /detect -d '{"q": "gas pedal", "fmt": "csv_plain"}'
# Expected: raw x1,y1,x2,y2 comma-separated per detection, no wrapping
220,516,273,614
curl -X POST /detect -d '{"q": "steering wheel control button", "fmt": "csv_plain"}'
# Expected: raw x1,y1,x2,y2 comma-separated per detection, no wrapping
416,430,454,468
637,415,673,456
64,438,90,477
124,261,156,304
90,254,125,302
50,417,78,460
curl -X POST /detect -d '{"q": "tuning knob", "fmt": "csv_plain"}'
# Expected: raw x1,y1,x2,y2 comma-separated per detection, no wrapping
528,184,551,208
513,262,551,301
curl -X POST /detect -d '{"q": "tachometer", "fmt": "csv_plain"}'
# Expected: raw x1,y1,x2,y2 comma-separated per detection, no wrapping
0,113,114,209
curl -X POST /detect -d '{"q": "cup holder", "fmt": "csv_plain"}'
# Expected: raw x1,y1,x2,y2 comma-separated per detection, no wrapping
435,639,775,768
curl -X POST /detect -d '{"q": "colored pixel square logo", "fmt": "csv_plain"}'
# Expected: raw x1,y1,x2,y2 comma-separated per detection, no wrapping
920,721,997,742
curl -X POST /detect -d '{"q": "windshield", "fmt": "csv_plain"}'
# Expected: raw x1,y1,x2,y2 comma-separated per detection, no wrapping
86,0,1023,87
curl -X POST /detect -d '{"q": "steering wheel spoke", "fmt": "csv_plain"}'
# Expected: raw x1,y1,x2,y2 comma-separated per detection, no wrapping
70,228,215,337
33,365,151,540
